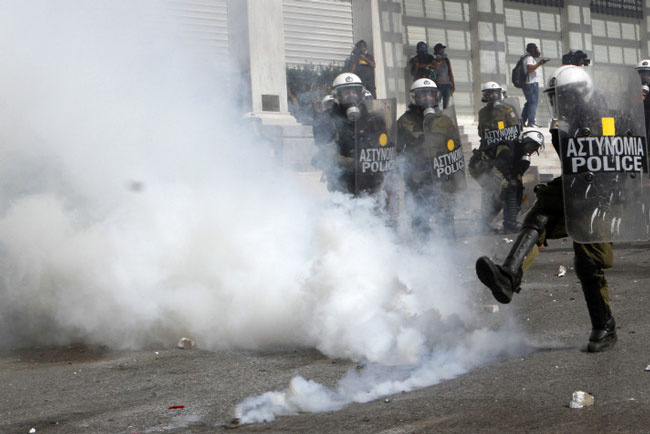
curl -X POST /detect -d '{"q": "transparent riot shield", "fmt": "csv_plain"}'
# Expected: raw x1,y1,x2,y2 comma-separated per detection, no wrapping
422,106,467,192
502,97,522,120
556,66,650,242
354,98,397,196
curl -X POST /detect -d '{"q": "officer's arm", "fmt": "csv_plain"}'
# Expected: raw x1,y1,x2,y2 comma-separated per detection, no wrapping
396,121,414,153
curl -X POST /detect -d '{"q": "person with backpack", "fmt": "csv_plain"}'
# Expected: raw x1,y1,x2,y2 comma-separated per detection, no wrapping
517,43,548,128
430,43,455,109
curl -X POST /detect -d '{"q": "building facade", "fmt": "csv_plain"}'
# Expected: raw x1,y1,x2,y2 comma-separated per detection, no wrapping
160,0,648,170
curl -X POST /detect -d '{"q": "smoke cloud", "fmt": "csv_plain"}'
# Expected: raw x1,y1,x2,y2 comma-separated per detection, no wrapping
0,0,530,424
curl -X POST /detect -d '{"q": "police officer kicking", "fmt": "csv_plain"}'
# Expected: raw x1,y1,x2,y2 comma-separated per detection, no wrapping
476,65,649,352
469,82,529,233
312,73,395,197
396,78,466,238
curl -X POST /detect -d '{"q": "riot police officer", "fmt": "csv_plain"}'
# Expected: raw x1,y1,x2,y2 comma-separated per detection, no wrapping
635,59,650,85
311,72,390,196
476,66,622,353
396,78,465,238
469,82,524,233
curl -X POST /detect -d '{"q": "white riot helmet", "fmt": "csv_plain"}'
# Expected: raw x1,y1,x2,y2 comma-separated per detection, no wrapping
409,78,439,116
635,59,650,84
332,72,365,121
241,112,262,136
520,128,545,156
321,94,335,111
481,81,504,103
543,65,593,123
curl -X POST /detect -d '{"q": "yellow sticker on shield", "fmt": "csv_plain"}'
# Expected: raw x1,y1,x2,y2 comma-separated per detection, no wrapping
447,139,455,151
379,133,388,146
602,117,615,136
498,121,505,130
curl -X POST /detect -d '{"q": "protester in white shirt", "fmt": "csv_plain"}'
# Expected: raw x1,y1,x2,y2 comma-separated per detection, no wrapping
521,43,548,128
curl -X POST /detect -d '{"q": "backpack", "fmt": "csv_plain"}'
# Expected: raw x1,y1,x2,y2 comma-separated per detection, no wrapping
511,54,531,89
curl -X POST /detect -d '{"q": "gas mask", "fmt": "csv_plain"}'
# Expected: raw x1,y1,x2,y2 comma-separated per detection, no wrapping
482,89,502,104
413,88,439,117
336,85,363,121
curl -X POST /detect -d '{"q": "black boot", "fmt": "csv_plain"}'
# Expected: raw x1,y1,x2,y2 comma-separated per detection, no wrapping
476,228,539,303
587,316,617,353
575,255,617,353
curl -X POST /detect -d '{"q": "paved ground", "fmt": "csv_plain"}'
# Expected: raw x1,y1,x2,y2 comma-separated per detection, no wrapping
2,237,650,434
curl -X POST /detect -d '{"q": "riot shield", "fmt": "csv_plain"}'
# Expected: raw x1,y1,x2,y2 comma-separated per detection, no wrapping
502,97,522,120
556,66,650,242
354,98,397,196
422,105,467,192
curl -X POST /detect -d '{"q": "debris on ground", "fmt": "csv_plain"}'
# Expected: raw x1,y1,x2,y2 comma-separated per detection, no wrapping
29,429,36,434
177,337,194,349
557,265,567,277
645,365,650,371
223,418,240,430
168,405,185,409
483,304,500,313
569,391,594,408
503,238,514,244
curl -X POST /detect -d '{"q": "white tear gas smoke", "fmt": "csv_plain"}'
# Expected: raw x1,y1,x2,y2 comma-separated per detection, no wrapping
0,0,530,423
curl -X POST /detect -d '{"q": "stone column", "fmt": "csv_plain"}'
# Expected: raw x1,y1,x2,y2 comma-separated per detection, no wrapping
228,0,295,124
469,0,508,118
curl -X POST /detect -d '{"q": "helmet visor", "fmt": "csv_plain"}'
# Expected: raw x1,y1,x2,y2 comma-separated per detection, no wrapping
413,88,439,108
336,84,363,106
482,89,502,103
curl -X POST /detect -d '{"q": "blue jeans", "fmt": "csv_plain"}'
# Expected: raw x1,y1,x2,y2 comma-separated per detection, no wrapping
438,83,452,109
521,82,539,126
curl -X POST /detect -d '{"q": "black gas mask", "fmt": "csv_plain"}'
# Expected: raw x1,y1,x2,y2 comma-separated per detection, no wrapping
638,70,650,86
336,85,363,121
413,88,439,117
482,89,502,104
